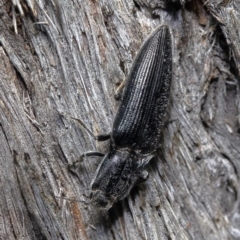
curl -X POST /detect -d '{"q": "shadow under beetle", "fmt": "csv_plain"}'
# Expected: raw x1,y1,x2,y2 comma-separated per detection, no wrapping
70,25,172,211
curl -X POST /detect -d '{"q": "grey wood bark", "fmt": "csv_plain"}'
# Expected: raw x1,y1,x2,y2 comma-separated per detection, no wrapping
0,0,240,239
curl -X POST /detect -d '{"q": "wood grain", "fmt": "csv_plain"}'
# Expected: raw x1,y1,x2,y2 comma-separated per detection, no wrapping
0,0,239,239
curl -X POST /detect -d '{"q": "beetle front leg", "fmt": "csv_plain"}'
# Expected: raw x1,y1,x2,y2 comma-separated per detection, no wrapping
68,151,105,177
69,151,105,175
69,151,104,169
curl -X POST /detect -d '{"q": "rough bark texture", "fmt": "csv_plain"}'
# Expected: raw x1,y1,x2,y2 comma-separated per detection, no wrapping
0,0,240,239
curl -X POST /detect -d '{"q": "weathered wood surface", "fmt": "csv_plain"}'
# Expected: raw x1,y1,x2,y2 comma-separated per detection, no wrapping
0,0,240,239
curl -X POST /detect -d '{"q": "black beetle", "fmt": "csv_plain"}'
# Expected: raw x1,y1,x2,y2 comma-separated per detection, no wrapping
71,25,172,211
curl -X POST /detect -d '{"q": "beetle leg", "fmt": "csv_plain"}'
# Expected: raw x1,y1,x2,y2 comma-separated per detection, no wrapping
69,151,105,174
79,151,105,162
135,170,149,185
83,151,105,157
115,78,126,101
70,151,104,166
95,134,111,141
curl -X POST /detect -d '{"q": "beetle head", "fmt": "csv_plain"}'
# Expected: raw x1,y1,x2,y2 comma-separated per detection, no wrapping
90,149,149,210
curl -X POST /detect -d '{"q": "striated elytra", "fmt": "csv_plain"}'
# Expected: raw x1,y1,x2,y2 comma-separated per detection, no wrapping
72,25,172,211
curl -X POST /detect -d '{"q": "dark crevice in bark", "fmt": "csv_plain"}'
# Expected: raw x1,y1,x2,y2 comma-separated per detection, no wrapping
0,122,12,152
1,44,29,92
13,151,45,240
28,211,48,240
133,0,141,11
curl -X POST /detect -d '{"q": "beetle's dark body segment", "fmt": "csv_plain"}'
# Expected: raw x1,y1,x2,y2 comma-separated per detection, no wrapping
113,26,172,154
79,25,172,210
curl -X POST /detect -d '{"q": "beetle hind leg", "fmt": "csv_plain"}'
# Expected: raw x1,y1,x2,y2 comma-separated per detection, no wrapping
95,134,111,141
